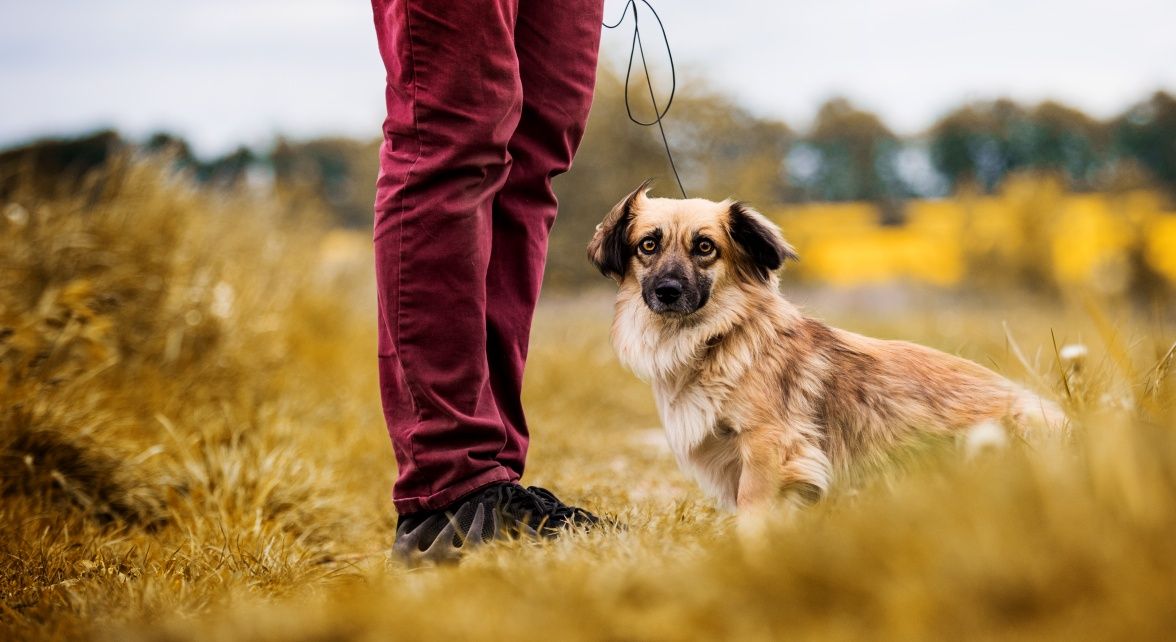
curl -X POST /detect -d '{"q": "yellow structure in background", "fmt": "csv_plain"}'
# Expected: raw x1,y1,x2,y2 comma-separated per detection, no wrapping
770,177,1176,291
1143,210,1176,283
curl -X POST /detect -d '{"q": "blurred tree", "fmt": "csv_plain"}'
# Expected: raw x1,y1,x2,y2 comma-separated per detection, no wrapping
795,98,905,223
1115,91,1176,201
202,146,257,187
929,100,1027,193
145,132,260,187
1024,101,1108,188
270,137,380,228
0,130,125,199
930,99,1110,194
143,132,197,167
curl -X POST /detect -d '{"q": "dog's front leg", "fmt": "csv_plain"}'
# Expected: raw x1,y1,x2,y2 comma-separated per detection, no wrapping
735,425,830,540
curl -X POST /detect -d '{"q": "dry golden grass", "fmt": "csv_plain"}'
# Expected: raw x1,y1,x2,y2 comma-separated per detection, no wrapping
2,161,1175,641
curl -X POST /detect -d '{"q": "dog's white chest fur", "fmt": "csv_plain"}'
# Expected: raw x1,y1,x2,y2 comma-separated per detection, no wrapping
651,377,744,509
652,378,721,463
612,298,744,508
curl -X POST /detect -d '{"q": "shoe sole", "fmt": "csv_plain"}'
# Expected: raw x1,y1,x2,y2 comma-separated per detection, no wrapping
392,504,545,565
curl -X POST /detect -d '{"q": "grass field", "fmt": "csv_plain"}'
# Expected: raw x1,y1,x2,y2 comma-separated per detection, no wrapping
2,162,1175,640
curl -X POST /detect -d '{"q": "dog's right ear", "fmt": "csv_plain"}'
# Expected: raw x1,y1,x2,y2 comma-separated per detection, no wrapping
587,180,653,281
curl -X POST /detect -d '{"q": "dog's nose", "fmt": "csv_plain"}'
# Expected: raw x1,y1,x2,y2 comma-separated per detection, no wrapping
654,279,683,304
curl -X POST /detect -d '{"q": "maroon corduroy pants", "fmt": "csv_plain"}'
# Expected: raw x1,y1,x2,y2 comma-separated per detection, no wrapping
371,0,604,514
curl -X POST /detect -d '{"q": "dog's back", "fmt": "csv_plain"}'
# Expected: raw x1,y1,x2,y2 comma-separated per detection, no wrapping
810,320,1065,468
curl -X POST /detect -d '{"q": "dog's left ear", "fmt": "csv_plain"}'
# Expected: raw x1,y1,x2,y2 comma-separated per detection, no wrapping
588,179,653,281
727,201,798,281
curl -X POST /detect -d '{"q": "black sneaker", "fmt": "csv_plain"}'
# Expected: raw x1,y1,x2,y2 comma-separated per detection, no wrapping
393,482,564,564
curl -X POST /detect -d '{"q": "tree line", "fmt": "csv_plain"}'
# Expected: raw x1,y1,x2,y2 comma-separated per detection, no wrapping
1,71,1173,285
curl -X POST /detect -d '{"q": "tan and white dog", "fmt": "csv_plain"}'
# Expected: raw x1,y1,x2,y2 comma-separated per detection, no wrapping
588,182,1065,522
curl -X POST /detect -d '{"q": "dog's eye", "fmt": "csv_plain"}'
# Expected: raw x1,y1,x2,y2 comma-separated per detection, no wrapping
639,238,658,254
694,239,715,255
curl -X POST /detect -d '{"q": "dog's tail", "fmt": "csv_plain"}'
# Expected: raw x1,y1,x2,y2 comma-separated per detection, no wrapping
965,389,1068,458
1011,388,1069,436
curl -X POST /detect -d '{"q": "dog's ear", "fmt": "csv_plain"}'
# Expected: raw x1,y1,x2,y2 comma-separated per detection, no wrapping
727,201,797,281
588,179,653,280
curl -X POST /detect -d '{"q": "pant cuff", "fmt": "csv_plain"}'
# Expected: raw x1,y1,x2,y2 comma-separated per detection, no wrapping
393,466,517,515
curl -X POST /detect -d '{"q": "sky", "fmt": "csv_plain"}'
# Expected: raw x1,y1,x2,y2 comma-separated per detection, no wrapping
1,0,1173,156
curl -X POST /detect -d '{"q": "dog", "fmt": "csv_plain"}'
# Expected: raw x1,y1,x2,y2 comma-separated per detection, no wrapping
588,182,1066,522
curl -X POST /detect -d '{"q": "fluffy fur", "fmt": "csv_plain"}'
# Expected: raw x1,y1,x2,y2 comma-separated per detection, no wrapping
588,184,1066,517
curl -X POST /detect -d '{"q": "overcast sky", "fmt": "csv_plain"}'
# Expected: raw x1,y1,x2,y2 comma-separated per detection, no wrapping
2,0,1173,155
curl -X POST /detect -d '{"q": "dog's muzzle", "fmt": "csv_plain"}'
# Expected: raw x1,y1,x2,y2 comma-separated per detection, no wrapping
643,273,708,316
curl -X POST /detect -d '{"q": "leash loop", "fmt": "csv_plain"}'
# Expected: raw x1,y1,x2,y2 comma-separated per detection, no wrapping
603,0,688,198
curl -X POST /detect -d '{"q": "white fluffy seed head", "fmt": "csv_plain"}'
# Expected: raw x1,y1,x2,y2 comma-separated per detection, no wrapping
1059,343,1088,362
964,419,1009,458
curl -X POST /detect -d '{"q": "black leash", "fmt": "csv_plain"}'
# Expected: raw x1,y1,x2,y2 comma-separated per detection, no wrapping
603,0,688,199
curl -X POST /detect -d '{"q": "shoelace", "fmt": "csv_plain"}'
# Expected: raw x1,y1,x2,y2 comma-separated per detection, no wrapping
486,483,547,524
526,486,599,525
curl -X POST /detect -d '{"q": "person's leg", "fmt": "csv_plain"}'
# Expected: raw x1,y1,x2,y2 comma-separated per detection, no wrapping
372,0,523,515
485,0,606,476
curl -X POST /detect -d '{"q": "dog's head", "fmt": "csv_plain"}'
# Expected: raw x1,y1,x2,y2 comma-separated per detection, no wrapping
588,181,797,317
